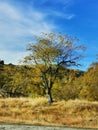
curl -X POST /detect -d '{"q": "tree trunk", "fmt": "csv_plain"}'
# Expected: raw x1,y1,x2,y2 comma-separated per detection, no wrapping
47,87,53,104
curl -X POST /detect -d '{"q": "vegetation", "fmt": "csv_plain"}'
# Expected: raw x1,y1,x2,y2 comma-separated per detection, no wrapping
22,33,85,103
79,62,98,101
0,34,98,128
0,98,98,128
0,61,98,102
0,34,98,102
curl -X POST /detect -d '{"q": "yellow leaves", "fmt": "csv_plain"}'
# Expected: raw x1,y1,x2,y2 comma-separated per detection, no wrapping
79,62,98,101
32,77,41,84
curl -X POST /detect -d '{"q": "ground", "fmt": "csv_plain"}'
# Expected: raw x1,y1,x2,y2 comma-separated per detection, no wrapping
0,97,98,128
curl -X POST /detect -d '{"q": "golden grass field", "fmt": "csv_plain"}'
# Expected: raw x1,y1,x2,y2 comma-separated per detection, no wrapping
0,97,98,128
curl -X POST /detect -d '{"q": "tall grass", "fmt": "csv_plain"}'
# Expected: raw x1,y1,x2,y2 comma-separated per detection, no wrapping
0,97,98,128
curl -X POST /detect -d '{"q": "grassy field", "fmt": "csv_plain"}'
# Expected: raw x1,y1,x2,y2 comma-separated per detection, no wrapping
0,97,98,128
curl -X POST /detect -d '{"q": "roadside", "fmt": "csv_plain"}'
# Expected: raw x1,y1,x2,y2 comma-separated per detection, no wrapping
0,124,97,130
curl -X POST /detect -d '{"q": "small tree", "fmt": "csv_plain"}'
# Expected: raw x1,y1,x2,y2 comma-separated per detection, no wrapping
0,59,4,65
23,33,85,104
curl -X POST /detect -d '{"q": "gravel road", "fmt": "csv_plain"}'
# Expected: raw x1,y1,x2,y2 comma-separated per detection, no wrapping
0,124,97,130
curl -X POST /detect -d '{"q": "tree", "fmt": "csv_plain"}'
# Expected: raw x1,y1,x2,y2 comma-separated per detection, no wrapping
79,62,98,101
2,65,34,97
23,33,85,104
0,60,4,89
0,59,4,65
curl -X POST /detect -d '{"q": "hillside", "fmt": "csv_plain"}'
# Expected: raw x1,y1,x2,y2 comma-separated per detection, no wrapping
0,63,84,99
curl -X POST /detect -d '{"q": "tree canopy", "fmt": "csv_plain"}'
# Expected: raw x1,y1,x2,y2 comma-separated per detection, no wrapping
23,33,85,103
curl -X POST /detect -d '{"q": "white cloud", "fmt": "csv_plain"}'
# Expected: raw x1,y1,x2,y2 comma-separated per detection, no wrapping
0,1,55,38
0,2,20,20
0,0,75,64
46,10,75,20
0,1,55,64
34,0,75,20
0,50,28,64
65,14,75,20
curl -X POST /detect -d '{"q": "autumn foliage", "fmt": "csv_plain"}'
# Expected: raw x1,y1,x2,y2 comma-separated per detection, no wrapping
0,34,98,102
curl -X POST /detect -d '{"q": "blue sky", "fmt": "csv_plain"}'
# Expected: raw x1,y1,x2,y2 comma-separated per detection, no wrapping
0,0,98,70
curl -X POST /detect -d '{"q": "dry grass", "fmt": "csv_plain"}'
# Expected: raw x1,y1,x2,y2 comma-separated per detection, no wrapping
0,97,98,128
